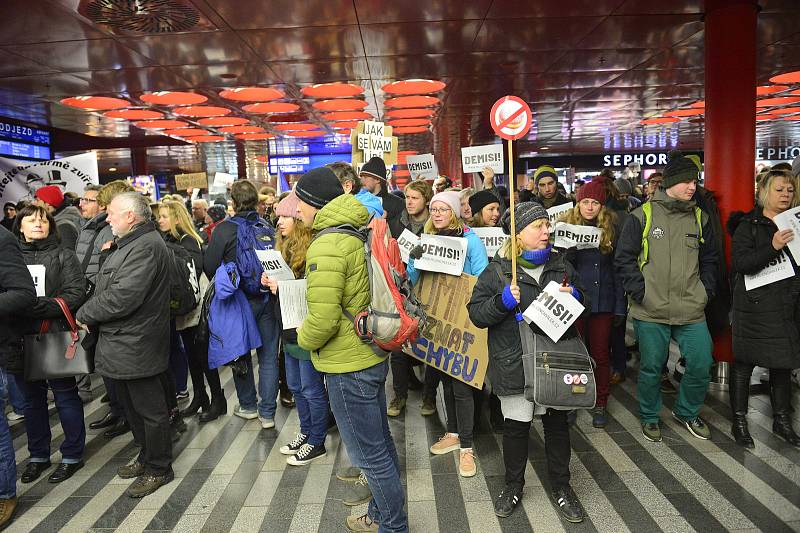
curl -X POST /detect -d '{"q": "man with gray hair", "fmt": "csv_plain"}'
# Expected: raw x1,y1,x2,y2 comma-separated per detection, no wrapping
76,192,174,498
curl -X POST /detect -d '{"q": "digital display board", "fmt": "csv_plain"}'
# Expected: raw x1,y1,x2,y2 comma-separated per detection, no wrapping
0,140,51,160
0,120,50,145
268,153,350,174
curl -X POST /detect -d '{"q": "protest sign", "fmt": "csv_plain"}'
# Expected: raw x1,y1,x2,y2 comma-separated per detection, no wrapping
413,234,468,276
523,281,585,342
553,222,601,250
406,154,438,180
774,206,800,261
546,203,573,225
351,120,398,168
255,249,295,281
27,265,45,297
404,273,488,388
0,152,98,208
278,279,308,330
397,228,420,264
744,250,795,290
472,227,507,258
174,172,208,191
210,172,235,194
461,144,504,174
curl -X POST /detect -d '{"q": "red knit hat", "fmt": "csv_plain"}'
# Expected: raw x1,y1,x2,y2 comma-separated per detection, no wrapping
576,179,606,204
35,185,65,208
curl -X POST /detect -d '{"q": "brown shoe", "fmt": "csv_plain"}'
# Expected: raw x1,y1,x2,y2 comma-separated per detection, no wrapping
609,371,626,385
117,460,145,479
0,497,18,530
126,470,174,498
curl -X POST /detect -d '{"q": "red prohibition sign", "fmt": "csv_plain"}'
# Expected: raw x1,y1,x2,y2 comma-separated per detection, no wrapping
490,95,532,141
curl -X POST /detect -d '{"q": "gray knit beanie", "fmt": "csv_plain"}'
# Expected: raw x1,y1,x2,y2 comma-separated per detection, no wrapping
501,202,548,235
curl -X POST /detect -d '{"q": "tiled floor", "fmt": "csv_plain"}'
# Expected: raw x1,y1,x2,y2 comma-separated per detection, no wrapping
5,354,800,533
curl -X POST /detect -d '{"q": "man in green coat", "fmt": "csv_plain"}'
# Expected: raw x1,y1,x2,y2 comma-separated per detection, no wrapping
295,167,407,533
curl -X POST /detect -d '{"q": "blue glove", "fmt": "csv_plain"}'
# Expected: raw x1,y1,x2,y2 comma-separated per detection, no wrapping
501,285,518,310
568,284,581,301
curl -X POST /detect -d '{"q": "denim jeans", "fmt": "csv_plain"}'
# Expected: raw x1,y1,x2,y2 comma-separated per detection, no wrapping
326,359,408,533
284,351,328,446
0,369,15,499
232,297,280,419
1,367,26,414
20,376,86,463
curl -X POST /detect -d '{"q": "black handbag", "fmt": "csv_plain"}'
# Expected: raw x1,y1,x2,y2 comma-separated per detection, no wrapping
24,297,94,381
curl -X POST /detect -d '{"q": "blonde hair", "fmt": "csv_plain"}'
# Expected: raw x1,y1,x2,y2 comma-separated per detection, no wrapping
559,204,616,254
404,179,433,203
159,200,203,245
500,218,550,259
758,170,796,209
423,210,462,234
97,180,134,208
277,218,313,278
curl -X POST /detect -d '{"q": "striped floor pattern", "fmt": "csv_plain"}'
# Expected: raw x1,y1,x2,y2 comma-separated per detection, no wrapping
5,353,800,532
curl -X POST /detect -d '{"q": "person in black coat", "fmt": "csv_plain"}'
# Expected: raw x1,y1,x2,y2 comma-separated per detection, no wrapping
9,204,87,484
728,169,800,449
468,202,588,523
358,156,405,238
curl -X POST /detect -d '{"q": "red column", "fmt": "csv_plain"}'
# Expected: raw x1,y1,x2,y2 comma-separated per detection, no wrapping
703,0,758,363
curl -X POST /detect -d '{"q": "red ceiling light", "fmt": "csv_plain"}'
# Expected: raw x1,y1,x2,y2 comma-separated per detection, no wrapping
236,133,276,140
769,71,800,84
386,108,435,119
756,96,800,107
285,130,326,137
197,117,249,126
639,117,681,125
757,85,789,95
267,113,308,123
301,83,364,99
219,87,285,101
756,114,778,121
242,102,300,114
103,109,163,120
783,115,800,121
174,106,231,117
393,126,429,134
274,123,319,131
397,150,418,156
690,100,705,108
218,126,264,134
321,111,372,120
140,91,207,105
334,129,352,136
163,128,210,136
133,119,189,129
60,96,130,110
184,136,226,143
382,79,446,95
384,95,440,108
325,120,359,128
663,109,704,117
312,99,368,111
771,107,800,115
387,118,431,127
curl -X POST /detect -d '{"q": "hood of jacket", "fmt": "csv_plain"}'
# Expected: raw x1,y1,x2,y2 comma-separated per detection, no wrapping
54,204,83,227
727,207,771,237
215,262,240,300
651,187,696,213
312,194,369,232
354,189,385,217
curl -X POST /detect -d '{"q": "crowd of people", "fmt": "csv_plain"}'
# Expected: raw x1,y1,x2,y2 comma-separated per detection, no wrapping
1,151,800,532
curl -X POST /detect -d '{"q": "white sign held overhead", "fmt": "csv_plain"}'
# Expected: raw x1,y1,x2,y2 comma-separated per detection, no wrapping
0,152,99,208
553,222,602,250
278,279,309,330
406,154,438,180
461,144,504,174
546,203,573,225
396,229,420,264
774,205,800,261
744,250,795,290
27,265,46,297
523,281,585,342
472,227,507,258
211,172,235,194
255,250,295,281
413,234,468,276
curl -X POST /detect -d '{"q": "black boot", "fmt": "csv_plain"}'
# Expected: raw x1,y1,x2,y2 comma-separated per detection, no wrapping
732,414,755,448
181,392,210,418
730,363,754,448
199,394,227,423
770,370,800,447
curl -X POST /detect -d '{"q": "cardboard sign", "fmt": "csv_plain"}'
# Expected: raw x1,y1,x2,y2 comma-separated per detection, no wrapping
406,154,438,180
278,279,308,330
255,249,295,281
27,264,45,297
546,203,573,225
744,250,795,290
413,234,468,276
174,172,208,191
461,144,504,174
397,228,420,264
351,120,398,168
553,222,602,250
523,281,585,342
472,227,507,258
774,206,800,261
404,273,488,389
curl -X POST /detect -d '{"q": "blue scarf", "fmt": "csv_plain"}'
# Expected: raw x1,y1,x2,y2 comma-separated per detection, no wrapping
519,244,553,266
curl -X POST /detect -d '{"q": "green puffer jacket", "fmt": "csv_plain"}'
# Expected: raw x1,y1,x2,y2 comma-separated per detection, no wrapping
297,194,384,373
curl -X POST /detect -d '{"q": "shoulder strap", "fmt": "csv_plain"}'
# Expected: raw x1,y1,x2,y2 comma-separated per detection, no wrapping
315,224,367,243
694,206,705,244
638,202,652,270
80,227,103,273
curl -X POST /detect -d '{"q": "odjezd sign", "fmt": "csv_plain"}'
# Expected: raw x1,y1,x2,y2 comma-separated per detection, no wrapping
404,272,488,389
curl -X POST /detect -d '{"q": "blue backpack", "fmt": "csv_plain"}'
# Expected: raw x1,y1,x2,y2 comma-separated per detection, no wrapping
229,214,276,297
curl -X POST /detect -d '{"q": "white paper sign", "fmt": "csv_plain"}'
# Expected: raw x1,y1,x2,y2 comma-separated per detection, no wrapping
413,234,468,276
472,227,508,258
397,228,420,264
553,222,602,250
461,144,504,174
546,203,573,225
0,152,99,208
278,279,308,330
255,249,295,281
406,154,438,180
27,264,45,297
523,281,585,342
774,205,800,261
744,250,795,290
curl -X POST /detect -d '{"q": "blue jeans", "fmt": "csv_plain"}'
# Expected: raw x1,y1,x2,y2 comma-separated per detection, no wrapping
0,369,15,499
326,360,408,533
20,376,86,463
1,367,26,414
232,298,280,419
169,323,189,394
284,351,328,446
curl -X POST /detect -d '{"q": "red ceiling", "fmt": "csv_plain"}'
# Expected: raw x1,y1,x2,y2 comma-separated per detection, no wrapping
0,0,799,175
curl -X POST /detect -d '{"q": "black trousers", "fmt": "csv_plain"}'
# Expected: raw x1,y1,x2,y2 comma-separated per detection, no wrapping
503,409,571,490
116,372,173,475
390,351,440,400
731,361,793,415
102,375,125,419
442,375,474,448
180,327,222,400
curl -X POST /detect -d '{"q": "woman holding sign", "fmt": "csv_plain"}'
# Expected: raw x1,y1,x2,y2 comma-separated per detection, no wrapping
468,202,587,523
557,180,625,428
729,169,800,448
407,190,488,478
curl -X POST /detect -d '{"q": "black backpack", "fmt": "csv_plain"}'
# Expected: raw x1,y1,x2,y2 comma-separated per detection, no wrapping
164,240,201,317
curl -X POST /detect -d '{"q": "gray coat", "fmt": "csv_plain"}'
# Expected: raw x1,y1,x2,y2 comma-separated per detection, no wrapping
76,221,170,380
75,211,114,283
54,205,83,251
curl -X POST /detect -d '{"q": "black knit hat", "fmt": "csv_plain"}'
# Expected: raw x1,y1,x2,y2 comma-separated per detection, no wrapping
295,167,344,209
359,156,387,181
501,201,548,235
662,150,699,189
468,190,500,217
207,205,226,222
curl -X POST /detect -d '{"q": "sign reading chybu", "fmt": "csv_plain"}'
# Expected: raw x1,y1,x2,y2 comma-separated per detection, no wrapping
404,272,488,389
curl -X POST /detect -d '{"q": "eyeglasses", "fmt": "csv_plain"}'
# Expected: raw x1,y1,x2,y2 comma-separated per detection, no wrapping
80,197,98,204
430,207,452,215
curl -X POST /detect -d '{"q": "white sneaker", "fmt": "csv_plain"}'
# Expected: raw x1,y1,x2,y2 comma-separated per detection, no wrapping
6,412,24,422
259,415,275,429
233,405,258,420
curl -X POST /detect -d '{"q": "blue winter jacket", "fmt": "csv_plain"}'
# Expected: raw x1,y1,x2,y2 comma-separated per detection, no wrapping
407,226,489,284
208,262,262,369
354,189,385,218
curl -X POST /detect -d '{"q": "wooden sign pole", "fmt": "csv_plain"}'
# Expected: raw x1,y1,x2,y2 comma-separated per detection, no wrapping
508,138,517,286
